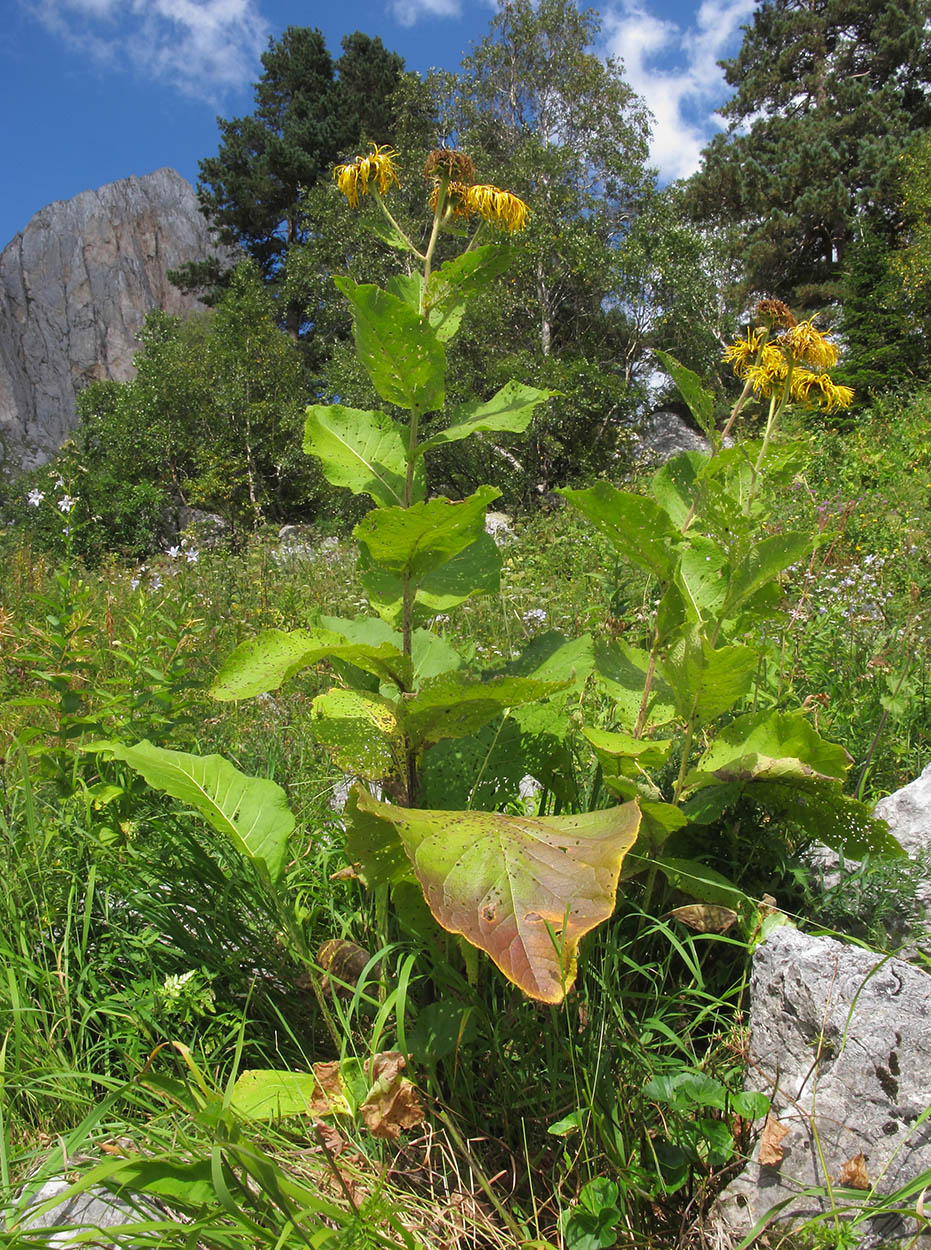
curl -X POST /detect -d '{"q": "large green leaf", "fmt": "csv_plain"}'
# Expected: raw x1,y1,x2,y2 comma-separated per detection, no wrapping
311,688,406,784
352,788,641,1003
655,351,715,440
721,532,811,618
676,534,729,624
504,631,595,693
404,672,568,748
333,277,445,413
661,628,758,725
362,533,502,626
210,626,410,700
303,405,421,507
650,452,707,530
594,639,677,731
423,244,512,341
750,780,904,860
690,710,851,787
418,382,555,456
93,741,293,883
560,481,680,581
354,486,500,577
583,726,674,796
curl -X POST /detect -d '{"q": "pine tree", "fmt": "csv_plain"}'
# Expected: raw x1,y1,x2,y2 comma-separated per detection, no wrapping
685,0,931,310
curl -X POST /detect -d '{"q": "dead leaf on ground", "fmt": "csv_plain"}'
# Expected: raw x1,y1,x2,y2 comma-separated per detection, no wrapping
360,1051,425,1141
838,1151,870,1189
758,1113,791,1166
668,904,738,933
317,939,377,995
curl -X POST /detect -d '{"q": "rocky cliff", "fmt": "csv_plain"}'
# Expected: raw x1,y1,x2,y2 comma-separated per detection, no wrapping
0,168,231,473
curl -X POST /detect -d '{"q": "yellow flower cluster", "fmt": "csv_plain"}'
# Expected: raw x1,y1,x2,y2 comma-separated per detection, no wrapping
429,179,530,233
333,144,401,208
723,315,853,412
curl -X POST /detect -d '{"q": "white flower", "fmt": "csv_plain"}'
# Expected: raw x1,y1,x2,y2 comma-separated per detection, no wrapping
167,545,181,559
130,577,141,590
27,488,44,507
523,607,547,627
57,494,76,514
185,548,199,564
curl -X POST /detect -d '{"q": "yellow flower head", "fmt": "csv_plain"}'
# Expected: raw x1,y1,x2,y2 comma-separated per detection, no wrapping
791,369,854,411
781,320,839,369
465,183,530,233
723,327,765,375
429,179,472,219
333,143,401,208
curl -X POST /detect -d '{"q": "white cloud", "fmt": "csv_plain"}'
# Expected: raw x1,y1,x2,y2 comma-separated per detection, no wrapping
603,0,756,181
24,0,268,101
390,0,462,26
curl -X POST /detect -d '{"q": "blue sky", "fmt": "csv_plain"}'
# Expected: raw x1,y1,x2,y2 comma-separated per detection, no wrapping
2,0,756,250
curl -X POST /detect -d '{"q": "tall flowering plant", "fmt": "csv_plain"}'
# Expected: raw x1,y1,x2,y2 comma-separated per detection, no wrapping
100,161,900,1012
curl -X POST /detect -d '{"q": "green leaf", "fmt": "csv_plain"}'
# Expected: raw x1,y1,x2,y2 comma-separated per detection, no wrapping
654,350,715,440
661,628,758,725
418,382,556,456
365,215,415,252
210,626,410,700
404,672,569,748
333,277,445,413
505,631,595,693
354,486,500,577
303,405,420,507
676,534,729,624
653,857,747,908
689,710,851,788
362,533,502,626
650,452,707,530
750,780,904,859
594,639,677,731
91,741,293,883
311,688,406,784
229,1069,347,1121
386,272,423,309
560,481,680,581
423,244,512,341
722,532,811,617
583,727,674,794
352,788,641,1003
343,786,413,887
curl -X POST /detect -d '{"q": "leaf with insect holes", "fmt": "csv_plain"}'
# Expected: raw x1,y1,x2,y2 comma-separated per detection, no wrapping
348,787,640,1003
303,405,421,507
334,277,445,413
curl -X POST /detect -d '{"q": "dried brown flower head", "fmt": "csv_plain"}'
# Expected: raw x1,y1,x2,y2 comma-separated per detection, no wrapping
753,298,797,329
424,148,476,185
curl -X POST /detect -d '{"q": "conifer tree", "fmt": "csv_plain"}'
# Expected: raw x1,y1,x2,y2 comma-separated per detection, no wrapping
685,0,931,310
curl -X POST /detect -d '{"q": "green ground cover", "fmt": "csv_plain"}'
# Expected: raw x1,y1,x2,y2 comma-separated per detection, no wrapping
2,384,931,1248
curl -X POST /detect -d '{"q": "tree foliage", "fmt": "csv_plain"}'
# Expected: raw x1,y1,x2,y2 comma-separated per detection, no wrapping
177,27,406,335
66,263,322,557
685,0,931,309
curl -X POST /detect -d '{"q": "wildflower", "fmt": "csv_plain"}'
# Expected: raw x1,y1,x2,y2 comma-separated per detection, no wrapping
27,488,44,507
780,320,839,369
185,548,199,564
465,183,529,233
523,607,547,627
722,327,765,374
791,369,854,411
333,143,400,208
167,545,181,559
57,494,76,513
430,179,472,219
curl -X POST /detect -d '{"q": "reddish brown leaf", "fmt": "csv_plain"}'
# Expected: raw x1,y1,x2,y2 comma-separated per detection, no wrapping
758,1113,791,1166
668,904,738,933
838,1151,870,1190
359,1051,424,1141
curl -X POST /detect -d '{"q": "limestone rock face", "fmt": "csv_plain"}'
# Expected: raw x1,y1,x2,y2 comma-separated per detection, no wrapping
0,168,231,473
716,927,931,1248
